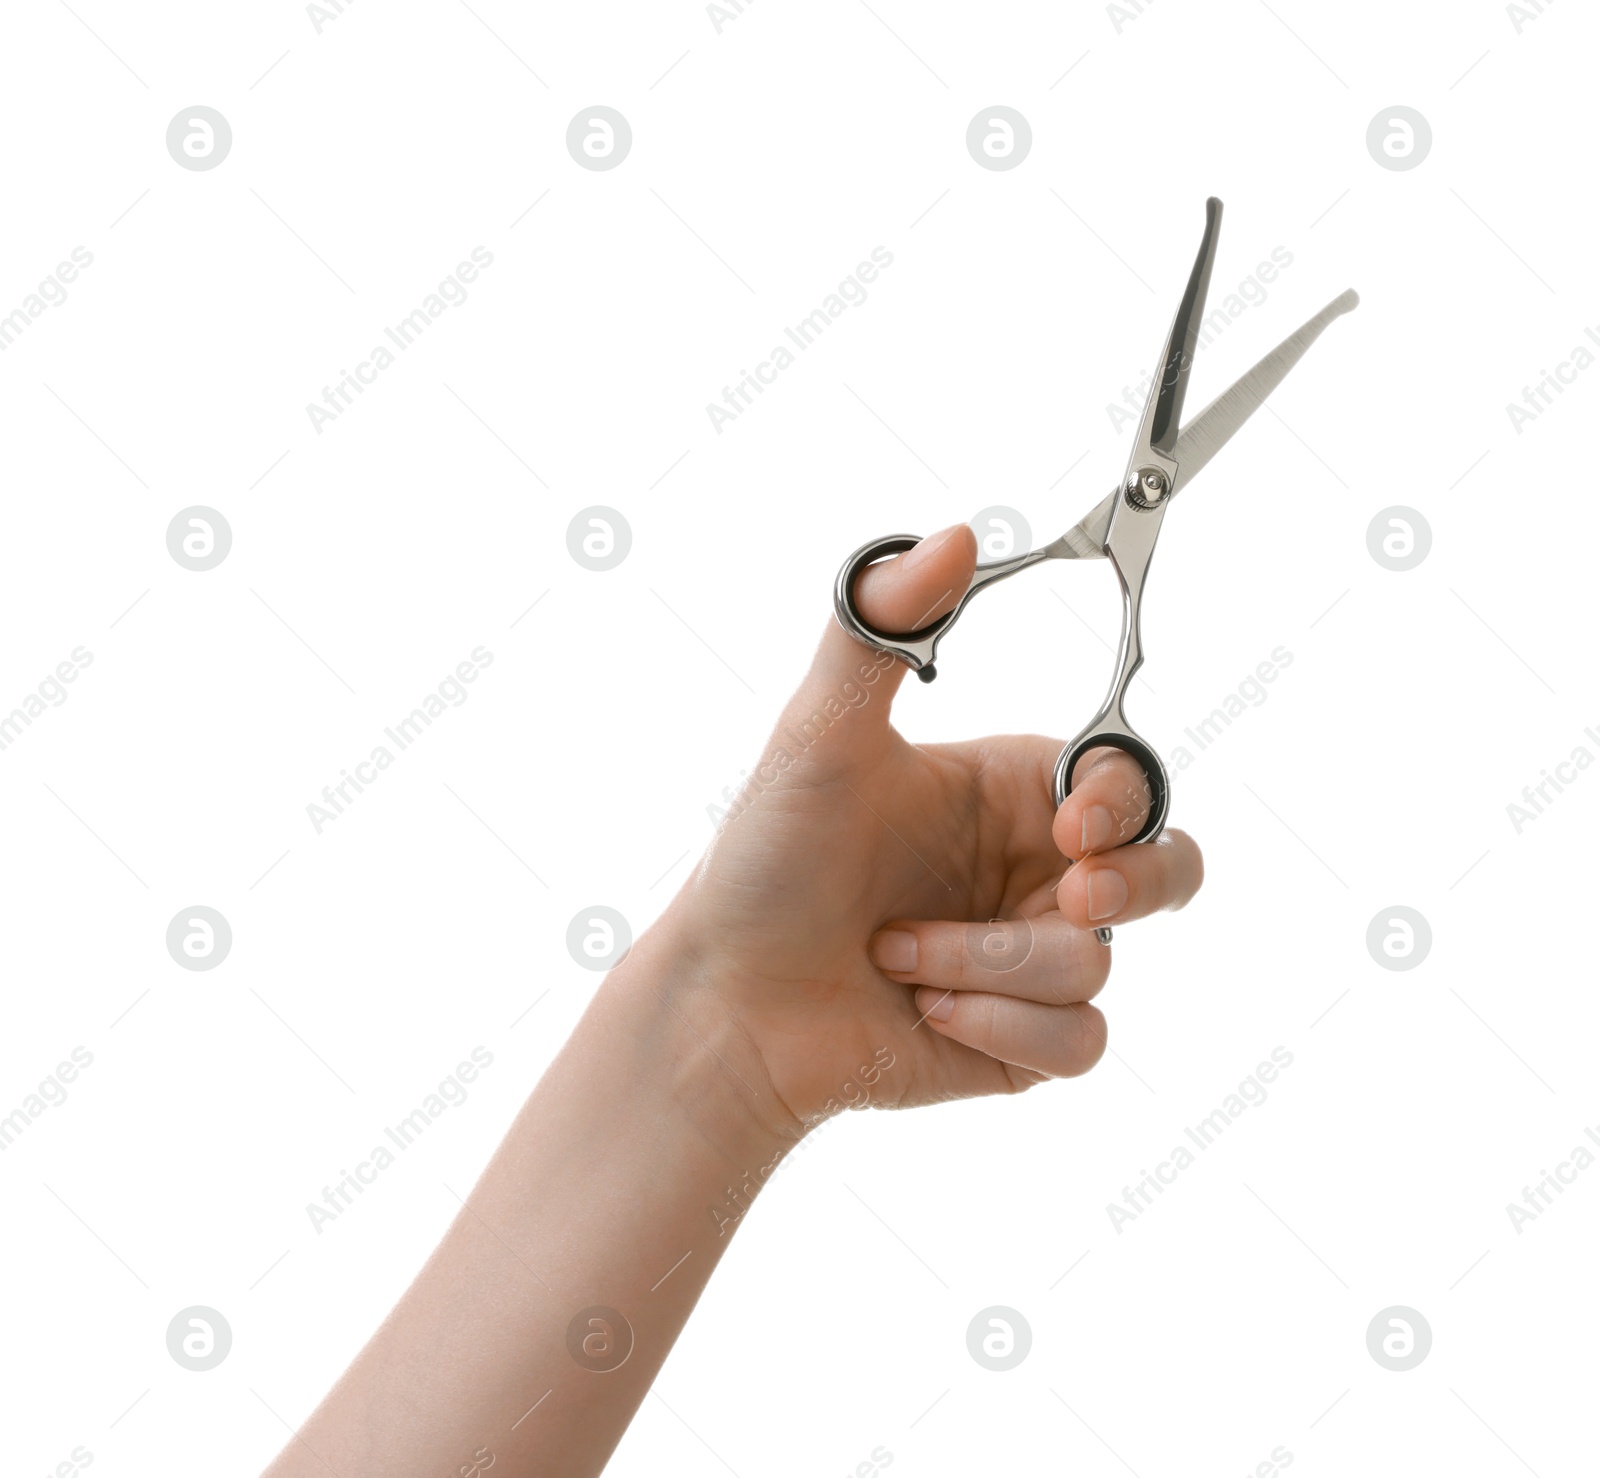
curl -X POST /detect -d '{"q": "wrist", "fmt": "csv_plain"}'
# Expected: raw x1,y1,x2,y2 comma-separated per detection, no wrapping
600,929,806,1172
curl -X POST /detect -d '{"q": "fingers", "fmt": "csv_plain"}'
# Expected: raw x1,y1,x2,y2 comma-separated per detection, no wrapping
1055,828,1204,930
1051,746,1154,861
869,915,1109,1006
868,913,1111,1079
852,523,977,632
911,989,1108,1079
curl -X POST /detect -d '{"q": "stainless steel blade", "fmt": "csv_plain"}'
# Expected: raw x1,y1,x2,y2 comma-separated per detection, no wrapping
1045,287,1359,560
1170,288,1359,496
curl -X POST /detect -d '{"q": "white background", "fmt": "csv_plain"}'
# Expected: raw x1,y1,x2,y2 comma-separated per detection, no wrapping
2,0,1596,1473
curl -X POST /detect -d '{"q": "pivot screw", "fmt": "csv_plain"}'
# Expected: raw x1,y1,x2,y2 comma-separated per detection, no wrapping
1125,467,1170,510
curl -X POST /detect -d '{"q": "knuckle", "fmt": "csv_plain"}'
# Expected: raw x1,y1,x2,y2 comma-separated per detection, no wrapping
962,917,1035,982
963,990,1002,1045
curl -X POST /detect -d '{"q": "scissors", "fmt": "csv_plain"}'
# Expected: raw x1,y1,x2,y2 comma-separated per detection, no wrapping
834,196,1357,879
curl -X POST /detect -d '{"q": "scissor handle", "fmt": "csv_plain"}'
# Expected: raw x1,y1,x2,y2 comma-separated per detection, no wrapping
836,531,1169,844
834,535,945,682
833,532,1045,683
1054,718,1170,847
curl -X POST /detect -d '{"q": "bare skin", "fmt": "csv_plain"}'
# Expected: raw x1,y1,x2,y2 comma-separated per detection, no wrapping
263,525,1204,1478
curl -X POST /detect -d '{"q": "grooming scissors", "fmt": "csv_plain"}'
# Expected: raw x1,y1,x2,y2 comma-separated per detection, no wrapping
834,197,1357,855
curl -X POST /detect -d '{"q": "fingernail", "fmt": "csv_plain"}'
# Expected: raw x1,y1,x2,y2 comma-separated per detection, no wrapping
1081,804,1115,855
871,930,918,972
1086,869,1128,921
916,986,955,1023
901,524,963,572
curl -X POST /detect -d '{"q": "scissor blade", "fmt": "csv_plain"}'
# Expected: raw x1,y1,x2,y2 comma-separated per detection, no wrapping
1170,288,1360,496
1046,287,1359,561
1143,196,1223,459
1044,507,1115,560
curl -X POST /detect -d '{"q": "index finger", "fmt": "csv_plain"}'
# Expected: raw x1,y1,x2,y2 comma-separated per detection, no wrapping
1051,746,1154,860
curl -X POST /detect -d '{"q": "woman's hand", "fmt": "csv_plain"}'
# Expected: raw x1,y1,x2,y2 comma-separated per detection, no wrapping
266,525,1207,1478
636,523,1204,1138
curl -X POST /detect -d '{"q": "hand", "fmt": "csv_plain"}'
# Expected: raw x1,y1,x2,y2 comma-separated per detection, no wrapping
634,523,1204,1137
262,525,1209,1478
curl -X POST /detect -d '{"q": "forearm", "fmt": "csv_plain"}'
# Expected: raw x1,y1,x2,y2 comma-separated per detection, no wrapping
264,945,796,1478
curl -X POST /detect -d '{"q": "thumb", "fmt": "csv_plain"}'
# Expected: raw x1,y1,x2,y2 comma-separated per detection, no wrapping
853,522,978,633
780,523,979,758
